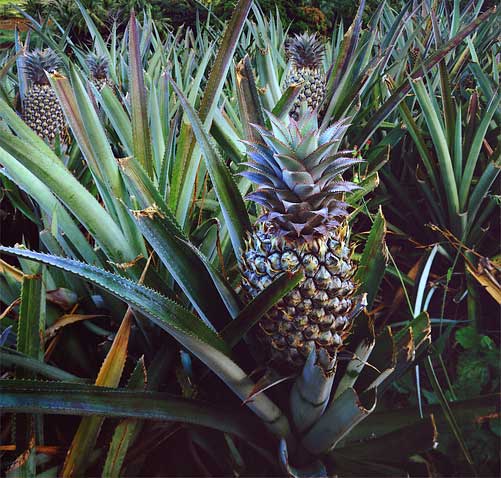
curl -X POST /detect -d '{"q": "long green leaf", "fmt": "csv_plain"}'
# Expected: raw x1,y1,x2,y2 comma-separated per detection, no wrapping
15,266,46,457
129,11,153,177
131,205,233,329
411,77,460,229
459,91,501,210
221,270,304,347
170,77,251,258
120,155,241,315
171,0,252,226
0,348,83,383
353,208,387,309
0,104,133,263
99,86,133,156
0,380,268,448
329,415,437,470
356,7,495,144
0,246,226,353
466,149,501,235
236,54,266,141
0,164,99,265
17,268,45,367
341,392,501,444
271,84,303,121
0,247,291,440
54,69,146,258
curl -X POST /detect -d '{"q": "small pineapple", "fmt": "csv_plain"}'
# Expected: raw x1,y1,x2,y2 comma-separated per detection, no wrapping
409,47,421,69
23,48,65,142
240,111,364,371
86,53,113,91
285,33,326,120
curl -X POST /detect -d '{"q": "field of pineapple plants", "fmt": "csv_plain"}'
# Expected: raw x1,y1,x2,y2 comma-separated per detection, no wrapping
0,0,499,476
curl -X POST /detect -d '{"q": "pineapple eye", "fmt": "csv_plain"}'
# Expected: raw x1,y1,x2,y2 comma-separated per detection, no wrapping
258,275,272,290
280,251,299,270
296,298,313,313
267,252,282,272
327,238,339,250
324,252,337,267
337,260,351,275
301,278,317,297
317,330,333,346
302,254,319,275
253,255,267,273
303,324,320,339
319,314,335,329
294,315,309,328
313,290,329,307
314,266,331,289
285,289,302,306
333,316,349,330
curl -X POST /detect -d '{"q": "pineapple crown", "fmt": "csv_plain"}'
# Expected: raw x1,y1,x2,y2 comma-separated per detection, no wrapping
23,48,62,85
86,53,109,79
242,111,362,242
286,32,325,70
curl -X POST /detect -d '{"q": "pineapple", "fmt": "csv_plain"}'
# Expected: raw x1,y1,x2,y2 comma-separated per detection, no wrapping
86,53,113,91
409,47,421,69
23,48,65,142
285,33,326,120
240,111,364,370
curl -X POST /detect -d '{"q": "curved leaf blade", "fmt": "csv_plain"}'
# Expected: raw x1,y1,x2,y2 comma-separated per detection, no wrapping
169,77,251,258
0,380,267,447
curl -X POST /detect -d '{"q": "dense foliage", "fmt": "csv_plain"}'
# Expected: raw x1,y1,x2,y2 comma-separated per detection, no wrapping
0,0,499,476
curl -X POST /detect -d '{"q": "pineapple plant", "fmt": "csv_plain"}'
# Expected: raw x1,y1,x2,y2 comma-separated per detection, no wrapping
240,110,364,370
284,33,326,120
86,53,113,91
22,48,66,142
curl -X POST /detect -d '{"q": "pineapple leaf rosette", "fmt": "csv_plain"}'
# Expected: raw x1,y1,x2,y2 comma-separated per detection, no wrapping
240,110,365,371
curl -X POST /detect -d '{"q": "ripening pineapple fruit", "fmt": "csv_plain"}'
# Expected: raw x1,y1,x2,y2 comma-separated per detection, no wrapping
285,33,326,120
86,53,113,91
23,48,65,142
409,47,421,69
240,111,365,371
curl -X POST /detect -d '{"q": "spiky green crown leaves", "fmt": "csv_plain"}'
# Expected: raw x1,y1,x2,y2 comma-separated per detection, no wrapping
242,111,362,242
24,48,62,85
286,33,325,71
86,53,109,79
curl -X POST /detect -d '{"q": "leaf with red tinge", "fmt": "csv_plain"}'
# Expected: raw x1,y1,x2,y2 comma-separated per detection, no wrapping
243,370,294,405
128,11,153,177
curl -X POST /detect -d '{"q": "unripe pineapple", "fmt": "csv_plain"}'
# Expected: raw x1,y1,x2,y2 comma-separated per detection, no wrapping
23,48,65,142
409,47,421,69
86,53,113,91
285,33,326,120
240,111,365,371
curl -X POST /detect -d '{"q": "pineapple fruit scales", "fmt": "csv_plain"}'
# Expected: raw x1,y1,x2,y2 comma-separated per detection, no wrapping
240,111,365,371
23,48,65,142
285,33,326,121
